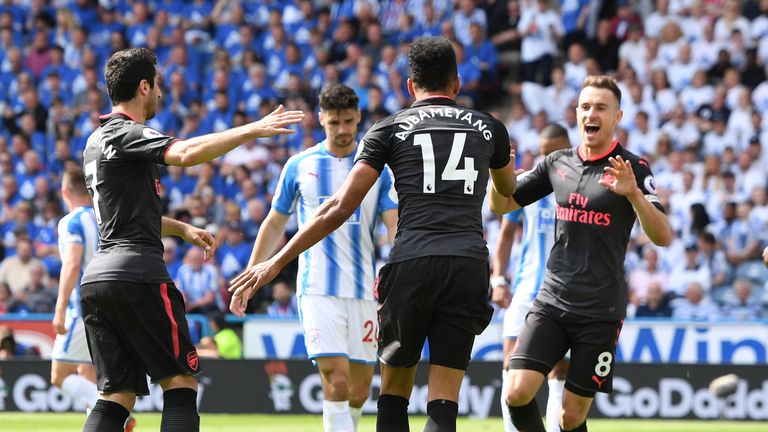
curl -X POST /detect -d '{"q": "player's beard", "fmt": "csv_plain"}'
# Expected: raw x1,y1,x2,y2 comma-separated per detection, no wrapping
332,134,354,148
145,92,160,120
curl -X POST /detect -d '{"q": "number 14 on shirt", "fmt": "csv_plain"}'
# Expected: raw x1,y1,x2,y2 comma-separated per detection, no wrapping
414,132,479,195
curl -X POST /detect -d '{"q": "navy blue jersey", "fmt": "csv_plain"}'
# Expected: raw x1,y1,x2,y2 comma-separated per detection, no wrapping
512,142,663,319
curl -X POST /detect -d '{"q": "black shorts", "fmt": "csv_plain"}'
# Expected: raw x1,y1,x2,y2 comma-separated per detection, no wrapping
375,256,493,370
80,281,200,395
509,300,623,397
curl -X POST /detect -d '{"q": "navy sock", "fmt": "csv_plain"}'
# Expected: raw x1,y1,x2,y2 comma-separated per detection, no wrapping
508,398,546,432
563,421,588,432
82,399,130,432
424,399,459,432
161,388,200,432
377,394,410,432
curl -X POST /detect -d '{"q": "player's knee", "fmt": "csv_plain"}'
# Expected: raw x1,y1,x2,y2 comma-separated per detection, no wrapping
504,380,535,407
322,371,350,400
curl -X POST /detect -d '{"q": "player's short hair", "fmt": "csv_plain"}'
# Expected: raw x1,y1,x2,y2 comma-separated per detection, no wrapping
408,36,457,92
62,167,88,196
540,123,569,141
581,75,622,105
105,48,157,104
318,83,359,112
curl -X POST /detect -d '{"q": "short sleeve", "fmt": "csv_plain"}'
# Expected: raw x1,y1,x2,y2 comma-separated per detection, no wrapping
116,123,176,164
377,167,398,213
355,117,393,173
489,118,511,169
511,157,554,207
58,215,84,245
271,155,301,215
504,208,523,224
633,158,665,213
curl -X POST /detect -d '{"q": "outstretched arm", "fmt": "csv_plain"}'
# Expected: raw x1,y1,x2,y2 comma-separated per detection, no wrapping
228,163,381,316
164,105,304,167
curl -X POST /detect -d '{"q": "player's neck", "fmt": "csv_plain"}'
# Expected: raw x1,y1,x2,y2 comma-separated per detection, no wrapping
413,90,455,102
67,198,91,212
324,141,357,158
112,101,146,124
579,140,617,161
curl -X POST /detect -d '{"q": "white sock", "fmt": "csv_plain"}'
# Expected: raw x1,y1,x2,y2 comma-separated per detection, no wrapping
61,374,99,411
350,406,363,430
501,369,518,432
546,379,565,432
322,400,354,432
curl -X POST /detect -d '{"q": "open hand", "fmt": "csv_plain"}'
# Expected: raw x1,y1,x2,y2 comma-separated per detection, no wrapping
252,105,305,138
228,260,280,316
599,156,639,197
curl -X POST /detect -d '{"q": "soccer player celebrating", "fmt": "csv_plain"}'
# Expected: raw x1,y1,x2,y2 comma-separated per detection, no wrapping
492,124,571,432
80,48,303,432
229,36,517,432
50,168,133,427
490,75,672,432
238,83,398,432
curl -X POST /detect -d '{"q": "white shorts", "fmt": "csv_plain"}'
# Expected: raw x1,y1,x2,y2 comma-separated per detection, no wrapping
502,298,534,339
298,294,377,364
51,316,92,364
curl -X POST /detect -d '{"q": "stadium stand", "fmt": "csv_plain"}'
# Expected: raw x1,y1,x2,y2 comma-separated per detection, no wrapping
0,0,765,321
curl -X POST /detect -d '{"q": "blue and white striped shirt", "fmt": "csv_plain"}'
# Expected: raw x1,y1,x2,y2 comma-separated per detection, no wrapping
272,141,398,300
57,206,99,318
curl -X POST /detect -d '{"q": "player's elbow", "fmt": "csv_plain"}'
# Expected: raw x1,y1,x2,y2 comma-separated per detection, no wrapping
490,198,513,215
165,143,198,167
651,228,673,247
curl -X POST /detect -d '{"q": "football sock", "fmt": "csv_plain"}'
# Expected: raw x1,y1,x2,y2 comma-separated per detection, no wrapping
82,399,129,432
377,394,409,432
508,398,546,432
423,399,458,432
160,388,199,432
546,379,565,432
350,405,363,430
62,374,100,411
563,421,588,432
501,369,518,432
322,400,354,432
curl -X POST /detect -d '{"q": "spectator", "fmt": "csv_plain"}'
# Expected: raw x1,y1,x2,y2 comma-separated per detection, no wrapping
0,238,48,296
196,311,242,360
176,247,221,314
0,325,39,358
0,282,24,313
672,281,722,320
163,237,182,280
721,278,763,320
635,282,674,318
667,241,712,296
517,0,562,86
628,245,669,306
17,263,55,313
266,279,298,318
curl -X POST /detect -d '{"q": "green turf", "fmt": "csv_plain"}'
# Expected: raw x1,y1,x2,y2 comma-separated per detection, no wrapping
1,413,767,431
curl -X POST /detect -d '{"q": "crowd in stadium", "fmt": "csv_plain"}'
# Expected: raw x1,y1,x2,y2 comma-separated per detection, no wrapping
0,0,766,322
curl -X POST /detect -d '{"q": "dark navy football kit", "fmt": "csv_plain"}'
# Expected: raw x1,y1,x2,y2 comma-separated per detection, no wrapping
509,141,663,396
81,113,199,395
356,96,510,370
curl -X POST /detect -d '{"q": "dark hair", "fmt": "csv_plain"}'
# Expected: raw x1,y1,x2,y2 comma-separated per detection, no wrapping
62,167,88,196
581,75,622,105
318,83,359,112
408,36,457,92
689,203,711,236
540,123,569,141
105,48,157,104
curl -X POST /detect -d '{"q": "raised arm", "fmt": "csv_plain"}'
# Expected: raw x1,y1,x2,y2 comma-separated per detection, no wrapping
600,156,672,247
164,105,304,167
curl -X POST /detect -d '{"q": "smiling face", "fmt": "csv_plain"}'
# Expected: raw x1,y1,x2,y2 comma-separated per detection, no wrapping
576,86,622,151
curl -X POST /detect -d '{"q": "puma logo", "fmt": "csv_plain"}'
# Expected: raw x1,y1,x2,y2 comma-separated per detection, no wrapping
556,168,568,181
308,172,319,179
592,375,607,389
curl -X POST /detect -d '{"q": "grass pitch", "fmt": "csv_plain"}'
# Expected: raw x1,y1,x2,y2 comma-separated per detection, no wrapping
2,413,767,431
